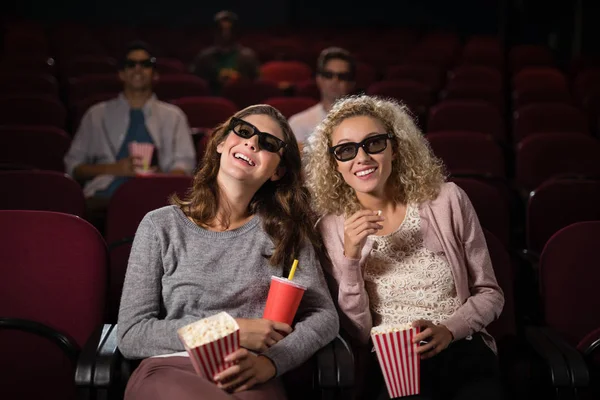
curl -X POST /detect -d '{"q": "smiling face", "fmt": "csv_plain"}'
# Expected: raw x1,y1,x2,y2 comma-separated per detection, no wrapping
118,49,155,91
331,115,393,199
216,113,285,188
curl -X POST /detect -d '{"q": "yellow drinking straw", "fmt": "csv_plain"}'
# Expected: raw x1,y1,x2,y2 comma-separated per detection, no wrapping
288,259,299,280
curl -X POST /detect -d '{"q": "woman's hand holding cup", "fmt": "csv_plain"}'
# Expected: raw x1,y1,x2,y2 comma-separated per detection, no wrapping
235,318,292,352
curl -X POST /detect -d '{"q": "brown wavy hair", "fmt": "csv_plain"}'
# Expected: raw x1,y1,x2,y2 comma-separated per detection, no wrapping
172,104,321,269
304,95,447,216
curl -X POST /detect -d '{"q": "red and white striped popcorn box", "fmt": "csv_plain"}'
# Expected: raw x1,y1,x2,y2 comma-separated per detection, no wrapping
178,312,240,381
128,141,154,172
371,324,421,398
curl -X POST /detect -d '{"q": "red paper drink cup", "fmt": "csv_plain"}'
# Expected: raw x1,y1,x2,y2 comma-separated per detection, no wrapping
262,276,306,326
371,324,421,398
178,312,240,381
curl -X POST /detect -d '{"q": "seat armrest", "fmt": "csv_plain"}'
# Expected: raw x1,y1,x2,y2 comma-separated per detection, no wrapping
315,335,355,390
333,335,354,389
76,324,356,397
315,338,336,389
0,317,79,364
514,248,540,269
525,325,572,387
75,323,130,397
540,327,590,387
75,323,108,388
94,324,123,388
578,327,600,361
107,237,135,251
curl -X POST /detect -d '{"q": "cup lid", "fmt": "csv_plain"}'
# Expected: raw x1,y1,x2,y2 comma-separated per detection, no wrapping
271,275,307,290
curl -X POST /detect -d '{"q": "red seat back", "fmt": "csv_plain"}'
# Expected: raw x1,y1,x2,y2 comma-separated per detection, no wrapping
447,65,503,89
439,82,504,113
61,55,118,78
385,63,445,91
451,177,511,247
221,79,282,109
0,210,107,400
513,103,589,143
516,133,600,190
0,126,71,171
540,221,600,347
171,96,238,130
0,73,59,96
260,61,312,85
427,131,505,178
367,80,433,124
105,176,193,321
0,170,85,217
527,178,600,253
153,74,210,101
264,96,318,119
427,100,505,141
67,74,121,103
0,95,66,129
509,45,554,73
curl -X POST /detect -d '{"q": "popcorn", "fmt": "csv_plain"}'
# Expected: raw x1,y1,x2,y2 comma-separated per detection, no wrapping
178,312,240,380
371,323,413,335
371,324,421,397
178,312,238,348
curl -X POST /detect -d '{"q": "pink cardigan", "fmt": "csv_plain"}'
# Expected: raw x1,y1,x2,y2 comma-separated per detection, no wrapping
317,182,504,353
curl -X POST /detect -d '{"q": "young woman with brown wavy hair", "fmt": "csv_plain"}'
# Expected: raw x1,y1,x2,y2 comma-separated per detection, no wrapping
304,95,504,400
117,104,338,400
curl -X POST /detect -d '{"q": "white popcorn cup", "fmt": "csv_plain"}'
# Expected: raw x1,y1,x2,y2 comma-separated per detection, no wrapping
371,326,421,398
178,312,240,381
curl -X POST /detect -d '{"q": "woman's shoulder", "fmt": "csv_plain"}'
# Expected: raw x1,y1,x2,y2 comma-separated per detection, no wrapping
139,205,186,230
315,213,345,244
426,181,467,207
438,181,463,197
316,213,344,230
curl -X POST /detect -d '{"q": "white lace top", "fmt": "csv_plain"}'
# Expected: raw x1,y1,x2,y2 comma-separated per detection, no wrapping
364,204,462,330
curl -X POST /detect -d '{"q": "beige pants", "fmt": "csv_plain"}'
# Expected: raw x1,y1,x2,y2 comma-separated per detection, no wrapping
125,357,288,400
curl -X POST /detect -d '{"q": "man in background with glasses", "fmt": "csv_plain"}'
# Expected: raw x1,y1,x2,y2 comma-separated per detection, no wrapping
64,40,196,234
289,47,356,147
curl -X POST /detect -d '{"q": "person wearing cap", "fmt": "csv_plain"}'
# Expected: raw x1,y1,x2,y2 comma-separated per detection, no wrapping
288,47,356,146
64,40,196,232
190,10,260,93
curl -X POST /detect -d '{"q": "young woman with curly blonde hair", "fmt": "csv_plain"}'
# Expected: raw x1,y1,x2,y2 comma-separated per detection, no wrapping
304,95,504,400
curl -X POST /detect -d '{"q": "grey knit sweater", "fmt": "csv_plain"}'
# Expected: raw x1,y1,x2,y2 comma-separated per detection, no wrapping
117,205,339,376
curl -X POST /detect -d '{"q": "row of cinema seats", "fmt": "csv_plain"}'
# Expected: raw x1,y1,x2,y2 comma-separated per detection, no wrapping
2,170,600,316
1,171,600,399
2,24,600,138
1,66,598,138
3,100,600,195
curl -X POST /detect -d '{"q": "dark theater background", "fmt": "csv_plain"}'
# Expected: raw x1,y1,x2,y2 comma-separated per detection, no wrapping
1,1,599,400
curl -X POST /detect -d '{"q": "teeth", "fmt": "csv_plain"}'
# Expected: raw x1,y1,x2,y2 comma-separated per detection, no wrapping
234,153,255,166
356,168,375,177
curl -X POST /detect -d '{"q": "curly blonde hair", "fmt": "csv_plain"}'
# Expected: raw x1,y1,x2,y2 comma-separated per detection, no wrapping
304,95,447,216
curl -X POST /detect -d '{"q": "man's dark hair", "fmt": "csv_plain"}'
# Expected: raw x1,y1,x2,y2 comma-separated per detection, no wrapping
316,47,356,80
119,40,156,70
